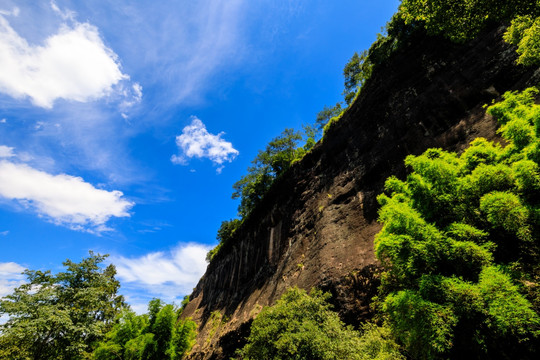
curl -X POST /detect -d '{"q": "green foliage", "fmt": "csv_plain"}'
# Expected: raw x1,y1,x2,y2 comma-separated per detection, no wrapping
343,51,373,105
0,252,125,360
382,289,457,359
505,15,540,65
397,0,540,64
93,299,197,360
232,128,304,218
237,287,403,360
316,103,343,131
375,88,540,358
398,0,539,42
206,219,242,262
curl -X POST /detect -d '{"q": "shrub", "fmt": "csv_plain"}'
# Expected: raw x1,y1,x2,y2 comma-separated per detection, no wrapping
237,287,403,360
375,88,540,358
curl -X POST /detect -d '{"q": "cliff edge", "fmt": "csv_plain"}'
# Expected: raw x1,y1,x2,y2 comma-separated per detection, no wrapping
181,25,540,360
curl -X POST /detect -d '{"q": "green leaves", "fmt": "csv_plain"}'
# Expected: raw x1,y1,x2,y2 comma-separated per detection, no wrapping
505,15,540,65
93,300,197,360
206,219,242,262
232,128,303,218
0,252,126,360
399,0,540,42
375,88,540,358
397,0,540,64
342,51,372,105
237,288,403,360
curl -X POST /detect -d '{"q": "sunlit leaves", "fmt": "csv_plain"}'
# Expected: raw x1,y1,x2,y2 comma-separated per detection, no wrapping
375,88,540,358
237,288,404,360
0,253,125,360
93,299,197,360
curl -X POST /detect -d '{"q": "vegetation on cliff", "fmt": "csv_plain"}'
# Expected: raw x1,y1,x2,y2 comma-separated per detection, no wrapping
375,88,540,358
227,1,540,357
236,288,403,360
233,89,540,360
214,0,540,247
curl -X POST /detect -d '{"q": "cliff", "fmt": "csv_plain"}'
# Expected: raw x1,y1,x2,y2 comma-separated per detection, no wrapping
181,24,540,360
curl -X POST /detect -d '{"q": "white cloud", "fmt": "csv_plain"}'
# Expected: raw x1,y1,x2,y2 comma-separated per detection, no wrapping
0,261,26,298
0,8,140,108
0,159,133,232
0,7,19,17
0,145,14,158
171,117,239,171
0,231,8,236
0,118,6,123
112,243,210,302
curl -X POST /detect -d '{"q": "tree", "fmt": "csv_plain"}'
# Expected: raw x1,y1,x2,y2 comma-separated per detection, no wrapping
342,51,372,105
315,103,343,131
237,287,403,360
504,15,540,65
206,219,242,262
93,299,197,360
374,88,540,359
0,252,126,360
232,128,303,218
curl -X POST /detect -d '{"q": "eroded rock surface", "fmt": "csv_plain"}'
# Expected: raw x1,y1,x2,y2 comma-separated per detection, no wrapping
181,25,539,360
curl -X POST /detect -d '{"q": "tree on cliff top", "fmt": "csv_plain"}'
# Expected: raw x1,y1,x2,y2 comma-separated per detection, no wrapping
232,128,303,218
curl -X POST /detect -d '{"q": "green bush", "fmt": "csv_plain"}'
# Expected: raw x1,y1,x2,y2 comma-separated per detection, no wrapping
237,287,403,360
505,15,540,65
399,0,539,42
375,88,540,358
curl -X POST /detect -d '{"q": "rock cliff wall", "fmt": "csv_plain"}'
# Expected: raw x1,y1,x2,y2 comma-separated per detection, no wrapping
181,25,540,360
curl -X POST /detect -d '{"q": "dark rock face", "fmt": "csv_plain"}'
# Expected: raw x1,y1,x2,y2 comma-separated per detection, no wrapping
181,25,539,360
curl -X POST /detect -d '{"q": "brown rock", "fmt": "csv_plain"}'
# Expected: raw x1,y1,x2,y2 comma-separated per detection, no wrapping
181,24,539,360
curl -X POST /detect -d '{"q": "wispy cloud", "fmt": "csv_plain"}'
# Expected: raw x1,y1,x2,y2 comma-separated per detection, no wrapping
171,117,238,172
0,4,140,109
0,7,19,17
0,156,133,233
0,145,14,158
112,243,210,303
99,0,247,108
0,262,26,298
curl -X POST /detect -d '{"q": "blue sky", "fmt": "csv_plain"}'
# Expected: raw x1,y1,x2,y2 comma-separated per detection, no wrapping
0,0,400,313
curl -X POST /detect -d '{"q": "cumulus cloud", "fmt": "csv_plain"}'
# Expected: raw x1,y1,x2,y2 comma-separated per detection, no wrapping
171,117,238,172
112,243,210,302
0,159,133,232
0,261,26,298
0,7,140,108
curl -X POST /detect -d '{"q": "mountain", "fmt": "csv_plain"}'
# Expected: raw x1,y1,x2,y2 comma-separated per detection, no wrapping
180,24,539,360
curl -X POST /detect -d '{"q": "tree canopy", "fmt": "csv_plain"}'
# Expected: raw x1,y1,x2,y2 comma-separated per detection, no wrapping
93,299,197,360
398,0,540,42
232,128,304,218
0,252,126,360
